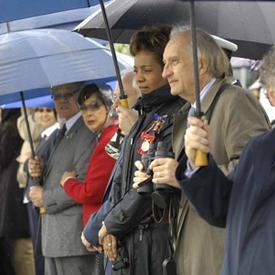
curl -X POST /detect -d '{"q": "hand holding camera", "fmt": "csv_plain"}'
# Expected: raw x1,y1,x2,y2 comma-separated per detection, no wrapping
133,141,181,209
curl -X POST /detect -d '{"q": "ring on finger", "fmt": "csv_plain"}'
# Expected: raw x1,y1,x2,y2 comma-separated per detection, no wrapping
156,172,161,177
108,243,112,247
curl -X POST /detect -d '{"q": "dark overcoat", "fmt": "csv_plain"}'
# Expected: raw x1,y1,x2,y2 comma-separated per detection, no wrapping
178,128,275,275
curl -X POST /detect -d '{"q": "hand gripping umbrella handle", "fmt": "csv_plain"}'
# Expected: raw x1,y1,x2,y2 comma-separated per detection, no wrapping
189,0,208,167
195,117,208,167
195,150,208,167
120,95,129,108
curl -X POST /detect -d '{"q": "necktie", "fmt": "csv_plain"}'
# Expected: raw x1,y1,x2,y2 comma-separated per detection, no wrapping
55,124,67,147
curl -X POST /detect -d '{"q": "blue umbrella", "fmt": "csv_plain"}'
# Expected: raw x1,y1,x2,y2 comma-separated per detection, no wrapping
0,3,110,34
1,80,117,108
0,28,133,155
0,0,109,23
0,28,132,96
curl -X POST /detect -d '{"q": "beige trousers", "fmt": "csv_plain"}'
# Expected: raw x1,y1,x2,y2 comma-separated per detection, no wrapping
12,238,35,275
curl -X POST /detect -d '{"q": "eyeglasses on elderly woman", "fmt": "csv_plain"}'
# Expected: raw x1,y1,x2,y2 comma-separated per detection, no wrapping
78,101,103,113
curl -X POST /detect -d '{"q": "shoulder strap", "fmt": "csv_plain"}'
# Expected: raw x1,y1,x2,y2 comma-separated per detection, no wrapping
205,83,231,123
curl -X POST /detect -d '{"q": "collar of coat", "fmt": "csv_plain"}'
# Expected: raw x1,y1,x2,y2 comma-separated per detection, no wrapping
134,84,183,113
179,78,227,115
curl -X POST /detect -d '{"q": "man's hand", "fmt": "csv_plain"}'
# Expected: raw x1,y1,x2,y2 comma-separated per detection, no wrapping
29,186,44,207
150,158,180,188
133,160,150,189
117,105,138,135
185,117,209,170
28,156,44,178
81,232,102,253
60,170,76,187
103,234,117,262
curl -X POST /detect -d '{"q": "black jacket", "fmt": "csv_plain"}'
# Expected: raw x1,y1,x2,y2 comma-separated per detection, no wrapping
0,110,28,238
104,85,185,275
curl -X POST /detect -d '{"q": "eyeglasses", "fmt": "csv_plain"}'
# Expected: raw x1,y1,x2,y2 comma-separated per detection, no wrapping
51,92,76,101
79,102,103,112
37,108,53,113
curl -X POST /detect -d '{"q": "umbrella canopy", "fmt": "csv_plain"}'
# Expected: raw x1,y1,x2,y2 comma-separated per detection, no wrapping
75,0,275,59
0,28,133,97
2,94,55,109
0,5,103,34
0,0,109,23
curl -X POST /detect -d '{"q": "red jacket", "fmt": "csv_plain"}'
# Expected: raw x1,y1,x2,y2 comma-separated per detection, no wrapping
64,124,118,227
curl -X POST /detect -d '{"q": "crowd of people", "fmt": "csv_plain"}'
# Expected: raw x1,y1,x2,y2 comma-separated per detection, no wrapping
0,22,274,275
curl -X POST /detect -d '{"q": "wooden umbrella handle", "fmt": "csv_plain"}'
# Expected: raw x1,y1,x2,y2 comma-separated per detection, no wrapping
195,149,208,166
120,98,129,108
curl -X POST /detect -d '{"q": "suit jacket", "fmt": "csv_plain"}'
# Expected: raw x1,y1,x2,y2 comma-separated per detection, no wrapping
173,78,270,275
178,128,275,275
41,116,97,257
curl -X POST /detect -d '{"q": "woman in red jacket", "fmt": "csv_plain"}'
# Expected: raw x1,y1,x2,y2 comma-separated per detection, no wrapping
60,83,118,227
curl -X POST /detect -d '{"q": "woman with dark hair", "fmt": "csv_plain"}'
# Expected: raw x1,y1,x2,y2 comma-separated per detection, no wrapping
97,25,185,275
60,83,118,228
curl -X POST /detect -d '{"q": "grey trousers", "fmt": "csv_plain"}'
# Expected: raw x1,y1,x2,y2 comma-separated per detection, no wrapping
44,254,96,275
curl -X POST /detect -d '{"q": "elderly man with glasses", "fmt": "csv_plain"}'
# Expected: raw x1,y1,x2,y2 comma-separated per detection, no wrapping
28,82,98,275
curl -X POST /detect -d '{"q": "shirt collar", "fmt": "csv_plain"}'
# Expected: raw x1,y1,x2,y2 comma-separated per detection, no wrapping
41,122,60,138
65,112,81,133
191,77,216,109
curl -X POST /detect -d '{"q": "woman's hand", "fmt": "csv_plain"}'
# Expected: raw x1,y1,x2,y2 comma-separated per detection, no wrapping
60,170,76,187
150,158,180,188
133,160,150,189
103,234,117,262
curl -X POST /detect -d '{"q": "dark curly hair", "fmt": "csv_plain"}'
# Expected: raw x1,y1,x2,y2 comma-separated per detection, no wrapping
129,25,171,67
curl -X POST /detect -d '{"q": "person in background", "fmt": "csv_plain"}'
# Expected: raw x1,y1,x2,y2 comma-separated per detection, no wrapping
180,45,275,275
0,109,31,275
16,108,44,275
134,25,270,275
81,70,141,275
28,82,98,275
24,107,59,275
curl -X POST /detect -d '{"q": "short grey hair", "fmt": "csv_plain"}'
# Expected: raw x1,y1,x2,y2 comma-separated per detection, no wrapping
51,81,84,95
170,25,230,78
259,46,275,89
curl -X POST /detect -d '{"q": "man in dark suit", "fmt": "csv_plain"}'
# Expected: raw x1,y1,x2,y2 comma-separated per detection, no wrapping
29,82,97,275
179,46,275,275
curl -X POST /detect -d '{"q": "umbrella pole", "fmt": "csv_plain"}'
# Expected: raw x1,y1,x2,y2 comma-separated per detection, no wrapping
20,91,35,158
189,0,208,166
99,0,129,108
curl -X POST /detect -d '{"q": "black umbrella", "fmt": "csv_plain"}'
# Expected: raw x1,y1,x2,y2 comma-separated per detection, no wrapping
75,0,275,60
90,0,208,164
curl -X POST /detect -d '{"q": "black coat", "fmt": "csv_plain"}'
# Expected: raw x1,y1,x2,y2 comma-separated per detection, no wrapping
104,85,185,275
177,128,275,275
0,110,29,238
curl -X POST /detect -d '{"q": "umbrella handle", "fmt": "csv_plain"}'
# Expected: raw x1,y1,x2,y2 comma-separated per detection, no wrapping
195,150,208,167
120,97,129,109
